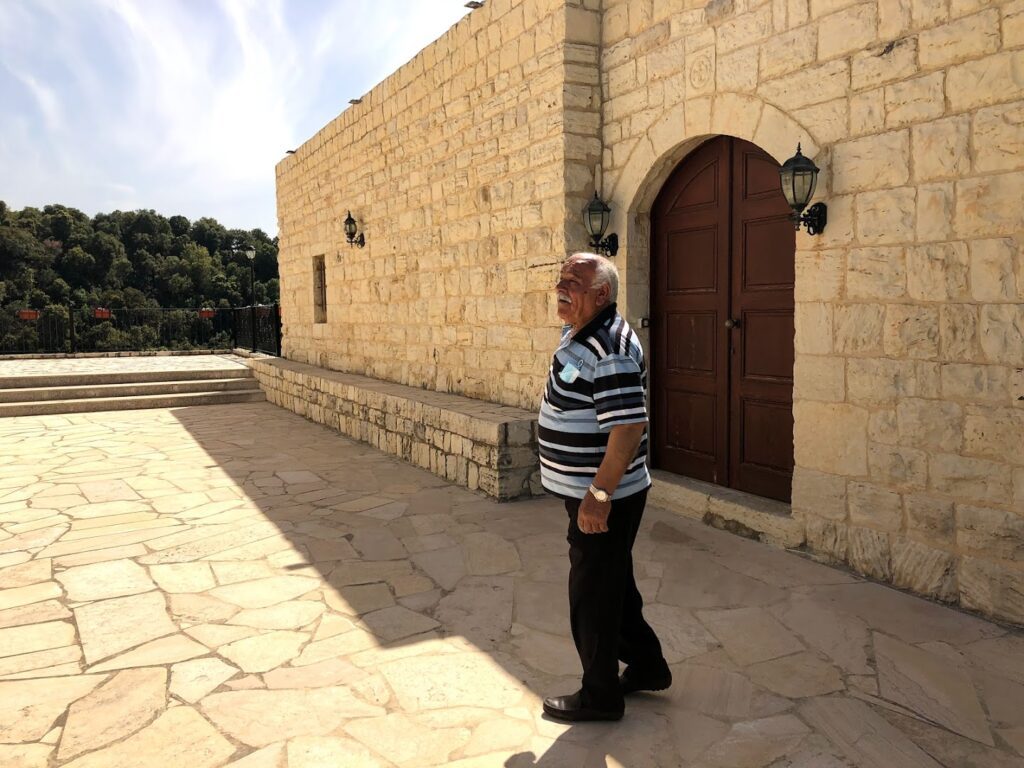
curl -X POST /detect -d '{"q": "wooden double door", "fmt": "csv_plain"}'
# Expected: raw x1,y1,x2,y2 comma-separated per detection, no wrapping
651,136,795,503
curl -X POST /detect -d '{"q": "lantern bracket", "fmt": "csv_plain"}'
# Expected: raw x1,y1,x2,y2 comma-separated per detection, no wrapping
343,211,366,248
794,202,828,236
590,232,619,257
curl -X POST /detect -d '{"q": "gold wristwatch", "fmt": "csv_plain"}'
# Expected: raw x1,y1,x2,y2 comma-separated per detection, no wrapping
588,484,611,502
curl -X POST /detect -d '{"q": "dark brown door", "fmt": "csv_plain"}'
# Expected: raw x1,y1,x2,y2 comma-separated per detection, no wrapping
651,136,795,502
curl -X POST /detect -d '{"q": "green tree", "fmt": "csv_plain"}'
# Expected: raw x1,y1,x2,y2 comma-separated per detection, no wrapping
180,242,216,300
92,212,123,238
57,246,97,287
167,273,195,306
43,205,91,248
1,203,279,353
48,277,71,303
108,256,133,289
191,218,227,255
0,226,48,278
168,215,190,237
11,206,43,237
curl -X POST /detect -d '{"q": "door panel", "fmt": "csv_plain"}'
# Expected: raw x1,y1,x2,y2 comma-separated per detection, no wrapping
741,399,794,470
667,229,718,292
652,137,730,486
652,136,795,502
665,312,716,373
742,218,796,289
664,390,717,458
741,311,795,381
729,140,795,501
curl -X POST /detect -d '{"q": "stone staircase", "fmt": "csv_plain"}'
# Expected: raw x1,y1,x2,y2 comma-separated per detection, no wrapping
0,367,265,417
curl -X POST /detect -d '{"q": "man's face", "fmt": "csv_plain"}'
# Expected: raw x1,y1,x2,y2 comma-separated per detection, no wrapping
556,257,609,328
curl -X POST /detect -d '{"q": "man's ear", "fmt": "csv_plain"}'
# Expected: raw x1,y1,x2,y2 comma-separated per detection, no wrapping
596,282,610,306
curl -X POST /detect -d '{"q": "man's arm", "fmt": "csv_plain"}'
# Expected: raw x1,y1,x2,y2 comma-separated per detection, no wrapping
577,422,646,534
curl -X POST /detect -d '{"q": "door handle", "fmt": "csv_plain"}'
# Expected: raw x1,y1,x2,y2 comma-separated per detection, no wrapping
724,318,741,329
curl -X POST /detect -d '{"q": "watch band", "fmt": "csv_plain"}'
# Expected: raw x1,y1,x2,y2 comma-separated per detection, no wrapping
588,484,611,502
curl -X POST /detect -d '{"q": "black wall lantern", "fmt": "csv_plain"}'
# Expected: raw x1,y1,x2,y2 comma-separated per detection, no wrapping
343,211,365,248
582,193,618,256
779,144,827,235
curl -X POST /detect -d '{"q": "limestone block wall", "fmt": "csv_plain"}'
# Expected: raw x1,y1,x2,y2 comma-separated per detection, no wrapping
275,0,605,412
248,358,540,500
598,0,1024,623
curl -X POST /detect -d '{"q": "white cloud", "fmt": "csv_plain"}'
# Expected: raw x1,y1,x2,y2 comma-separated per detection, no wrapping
0,0,470,233
5,66,62,132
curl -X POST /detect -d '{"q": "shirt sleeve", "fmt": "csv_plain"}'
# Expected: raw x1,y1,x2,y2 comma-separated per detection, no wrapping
593,353,648,431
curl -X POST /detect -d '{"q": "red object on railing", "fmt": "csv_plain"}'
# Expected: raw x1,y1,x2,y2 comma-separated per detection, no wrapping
17,309,39,320
198,308,216,319
93,307,112,319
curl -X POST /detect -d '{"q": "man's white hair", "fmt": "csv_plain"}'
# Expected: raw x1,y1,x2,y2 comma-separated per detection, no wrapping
568,252,619,302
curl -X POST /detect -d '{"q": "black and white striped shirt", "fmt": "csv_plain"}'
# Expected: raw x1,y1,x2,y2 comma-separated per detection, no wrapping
538,304,651,500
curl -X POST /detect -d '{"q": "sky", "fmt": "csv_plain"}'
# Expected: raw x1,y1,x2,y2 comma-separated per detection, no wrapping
0,0,473,235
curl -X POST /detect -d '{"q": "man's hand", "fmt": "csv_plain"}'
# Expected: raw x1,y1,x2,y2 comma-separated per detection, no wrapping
577,492,611,534
576,421,646,534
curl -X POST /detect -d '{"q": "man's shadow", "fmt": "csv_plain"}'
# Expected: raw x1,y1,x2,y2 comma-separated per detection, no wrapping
169,403,690,766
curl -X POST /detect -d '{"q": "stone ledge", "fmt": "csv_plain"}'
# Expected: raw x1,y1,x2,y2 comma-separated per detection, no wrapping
248,358,540,500
648,470,805,549
0,349,234,360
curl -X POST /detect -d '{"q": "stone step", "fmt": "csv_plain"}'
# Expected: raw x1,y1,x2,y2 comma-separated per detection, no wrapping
0,367,253,390
0,378,260,403
0,389,266,417
649,469,804,549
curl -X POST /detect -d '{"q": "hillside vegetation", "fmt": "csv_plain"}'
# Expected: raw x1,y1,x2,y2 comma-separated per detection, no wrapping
0,201,278,309
0,201,279,352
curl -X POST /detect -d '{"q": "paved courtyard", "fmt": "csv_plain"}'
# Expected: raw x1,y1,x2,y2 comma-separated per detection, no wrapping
0,353,250,380
0,399,1022,767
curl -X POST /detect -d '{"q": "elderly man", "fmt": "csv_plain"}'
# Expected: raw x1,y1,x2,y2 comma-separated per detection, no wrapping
539,252,671,722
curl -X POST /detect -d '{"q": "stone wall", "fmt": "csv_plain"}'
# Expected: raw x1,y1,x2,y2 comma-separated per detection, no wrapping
278,0,1023,623
597,0,1024,623
248,358,540,500
275,0,604,411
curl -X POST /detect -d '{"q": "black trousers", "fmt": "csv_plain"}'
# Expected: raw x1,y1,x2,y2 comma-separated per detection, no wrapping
564,487,667,710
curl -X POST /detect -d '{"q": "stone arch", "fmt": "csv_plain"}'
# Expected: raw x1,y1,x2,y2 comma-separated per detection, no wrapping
614,93,821,218
606,92,821,323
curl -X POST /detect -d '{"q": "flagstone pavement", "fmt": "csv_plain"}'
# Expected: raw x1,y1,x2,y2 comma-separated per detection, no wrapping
0,401,1022,768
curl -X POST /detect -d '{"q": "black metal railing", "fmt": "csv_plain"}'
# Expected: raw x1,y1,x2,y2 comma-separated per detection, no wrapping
74,307,235,352
232,304,282,356
1,304,281,356
0,309,69,354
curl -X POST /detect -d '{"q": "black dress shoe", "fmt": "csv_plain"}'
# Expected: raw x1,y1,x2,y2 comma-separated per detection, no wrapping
619,667,672,695
542,691,624,722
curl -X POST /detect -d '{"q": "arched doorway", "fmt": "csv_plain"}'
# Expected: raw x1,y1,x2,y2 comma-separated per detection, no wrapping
650,135,795,503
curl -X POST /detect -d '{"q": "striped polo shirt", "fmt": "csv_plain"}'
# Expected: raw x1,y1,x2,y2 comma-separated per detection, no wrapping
538,303,651,501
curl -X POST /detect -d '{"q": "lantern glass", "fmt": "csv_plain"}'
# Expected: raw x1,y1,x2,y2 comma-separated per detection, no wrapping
343,212,357,238
793,169,816,209
779,167,797,208
779,144,820,215
244,248,256,262
583,194,610,239
781,168,817,213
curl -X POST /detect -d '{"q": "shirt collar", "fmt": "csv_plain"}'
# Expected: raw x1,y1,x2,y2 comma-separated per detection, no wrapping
571,302,617,342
